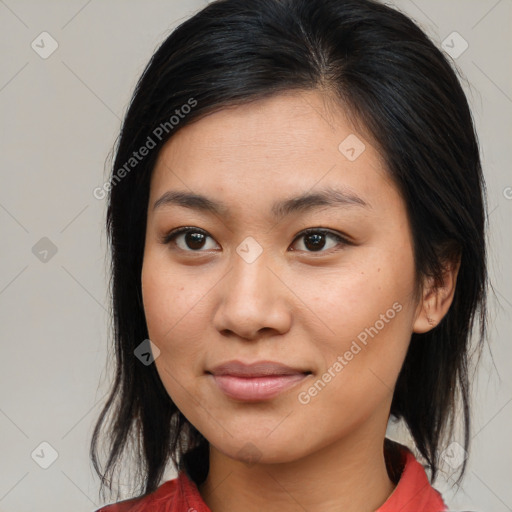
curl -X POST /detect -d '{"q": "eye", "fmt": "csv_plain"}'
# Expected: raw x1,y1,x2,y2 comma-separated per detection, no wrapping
161,227,218,252
290,228,350,253
161,226,351,254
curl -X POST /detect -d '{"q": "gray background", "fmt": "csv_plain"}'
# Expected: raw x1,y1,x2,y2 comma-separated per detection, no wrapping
0,1,510,510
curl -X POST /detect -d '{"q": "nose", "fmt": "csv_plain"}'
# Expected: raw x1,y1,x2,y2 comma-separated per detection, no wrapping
212,248,292,341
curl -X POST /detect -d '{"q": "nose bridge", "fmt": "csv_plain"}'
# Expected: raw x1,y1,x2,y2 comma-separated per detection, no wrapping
213,236,290,338
229,236,274,305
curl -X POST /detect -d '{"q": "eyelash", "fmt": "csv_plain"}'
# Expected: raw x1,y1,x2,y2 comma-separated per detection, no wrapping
160,226,351,255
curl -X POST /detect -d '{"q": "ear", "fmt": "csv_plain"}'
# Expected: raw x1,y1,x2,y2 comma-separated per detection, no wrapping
413,257,461,333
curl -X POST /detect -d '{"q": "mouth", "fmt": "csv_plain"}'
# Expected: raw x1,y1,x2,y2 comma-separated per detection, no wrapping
206,360,312,401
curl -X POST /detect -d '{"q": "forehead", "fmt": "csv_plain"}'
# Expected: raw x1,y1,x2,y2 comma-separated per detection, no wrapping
149,90,396,215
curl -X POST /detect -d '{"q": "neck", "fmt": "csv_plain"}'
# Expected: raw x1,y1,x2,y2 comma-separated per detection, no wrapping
198,422,396,512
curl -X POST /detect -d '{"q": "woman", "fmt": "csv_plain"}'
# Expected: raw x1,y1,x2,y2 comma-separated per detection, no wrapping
91,0,488,510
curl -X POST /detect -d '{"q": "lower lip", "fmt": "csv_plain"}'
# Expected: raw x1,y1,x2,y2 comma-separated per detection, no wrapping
210,373,309,401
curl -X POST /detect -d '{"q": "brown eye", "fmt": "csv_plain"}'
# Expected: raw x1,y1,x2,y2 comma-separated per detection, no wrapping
162,226,350,254
291,229,349,253
182,231,207,250
162,227,218,252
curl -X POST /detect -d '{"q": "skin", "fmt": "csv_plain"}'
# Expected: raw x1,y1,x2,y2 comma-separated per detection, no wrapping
141,89,458,512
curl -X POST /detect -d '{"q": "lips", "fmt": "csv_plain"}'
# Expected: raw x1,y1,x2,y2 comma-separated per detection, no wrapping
207,360,311,401
209,360,310,377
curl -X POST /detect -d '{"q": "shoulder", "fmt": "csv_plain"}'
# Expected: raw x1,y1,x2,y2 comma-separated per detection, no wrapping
95,478,180,512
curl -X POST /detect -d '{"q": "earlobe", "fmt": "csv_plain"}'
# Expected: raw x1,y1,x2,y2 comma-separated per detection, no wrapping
413,258,460,334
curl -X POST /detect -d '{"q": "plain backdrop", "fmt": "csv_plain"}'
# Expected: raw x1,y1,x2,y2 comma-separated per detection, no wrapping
0,1,511,511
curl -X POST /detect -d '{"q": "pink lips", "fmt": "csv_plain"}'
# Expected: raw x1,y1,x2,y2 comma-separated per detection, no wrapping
208,360,311,401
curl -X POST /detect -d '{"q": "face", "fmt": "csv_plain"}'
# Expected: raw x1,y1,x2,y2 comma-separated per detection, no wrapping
141,90,423,465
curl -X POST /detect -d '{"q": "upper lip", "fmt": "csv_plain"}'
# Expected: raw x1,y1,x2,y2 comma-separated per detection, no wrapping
208,360,311,377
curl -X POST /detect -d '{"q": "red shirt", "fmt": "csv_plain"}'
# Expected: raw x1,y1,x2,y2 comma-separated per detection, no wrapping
96,448,447,512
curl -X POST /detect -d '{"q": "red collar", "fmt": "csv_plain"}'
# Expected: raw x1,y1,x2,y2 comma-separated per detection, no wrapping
98,446,447,511
376,448,447,511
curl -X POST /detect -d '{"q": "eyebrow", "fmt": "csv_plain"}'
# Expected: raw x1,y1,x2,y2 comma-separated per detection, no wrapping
152,186,370,219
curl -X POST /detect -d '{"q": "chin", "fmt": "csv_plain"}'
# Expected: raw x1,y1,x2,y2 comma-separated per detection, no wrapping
209,433,307,466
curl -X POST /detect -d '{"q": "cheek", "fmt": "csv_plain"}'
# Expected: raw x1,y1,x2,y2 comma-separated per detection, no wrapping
295,311,412,439
141,261,207,418
142,251,202,338
311,261,414,343
304,256,416,398
141,253,211,383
